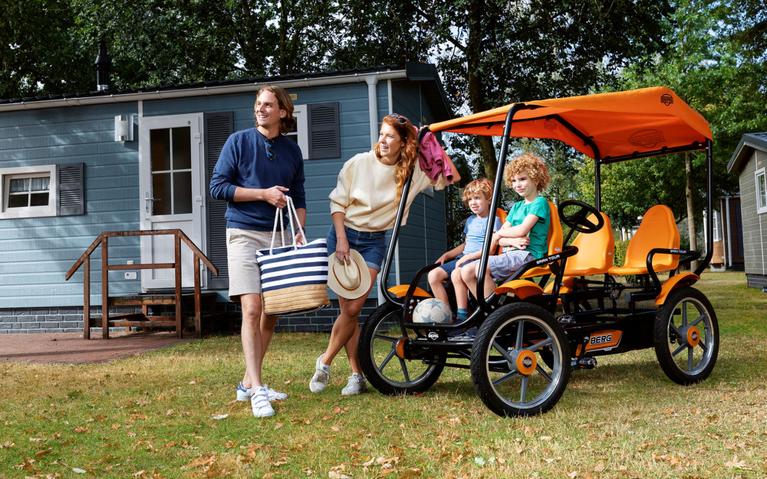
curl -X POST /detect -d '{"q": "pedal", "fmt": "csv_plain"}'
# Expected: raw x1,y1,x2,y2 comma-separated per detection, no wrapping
558,314,575,325
571,356,597,369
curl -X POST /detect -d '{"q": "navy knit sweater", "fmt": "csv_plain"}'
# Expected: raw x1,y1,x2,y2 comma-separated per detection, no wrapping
209,128,306,231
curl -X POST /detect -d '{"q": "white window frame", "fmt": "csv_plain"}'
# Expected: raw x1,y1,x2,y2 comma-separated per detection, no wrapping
286,104,309,160
0,165,58,219
756,167,767,214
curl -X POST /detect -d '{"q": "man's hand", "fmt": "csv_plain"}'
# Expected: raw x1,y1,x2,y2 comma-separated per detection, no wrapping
435,253,450,265
263,186,289,208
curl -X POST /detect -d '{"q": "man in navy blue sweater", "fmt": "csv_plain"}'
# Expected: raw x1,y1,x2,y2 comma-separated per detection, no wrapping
209,85,306,417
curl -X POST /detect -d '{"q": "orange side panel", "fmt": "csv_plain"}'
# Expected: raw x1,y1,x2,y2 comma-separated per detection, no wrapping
495,280,543,299
655,272,699,305
387,285,431,299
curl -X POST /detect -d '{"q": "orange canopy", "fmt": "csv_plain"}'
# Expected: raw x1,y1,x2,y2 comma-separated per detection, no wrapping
427,87,712,161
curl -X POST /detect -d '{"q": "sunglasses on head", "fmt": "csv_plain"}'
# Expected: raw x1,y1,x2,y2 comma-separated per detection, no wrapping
388,113,409,125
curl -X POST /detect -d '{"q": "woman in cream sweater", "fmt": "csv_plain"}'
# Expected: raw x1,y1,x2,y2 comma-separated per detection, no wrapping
310,113,449,395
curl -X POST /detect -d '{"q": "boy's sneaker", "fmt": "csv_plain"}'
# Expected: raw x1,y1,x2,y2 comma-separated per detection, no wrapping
341,373,368,396
236,383,288,402
309,355,330,393
250,386,275,418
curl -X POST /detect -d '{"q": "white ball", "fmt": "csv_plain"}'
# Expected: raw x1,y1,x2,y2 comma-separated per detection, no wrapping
412,298,453,324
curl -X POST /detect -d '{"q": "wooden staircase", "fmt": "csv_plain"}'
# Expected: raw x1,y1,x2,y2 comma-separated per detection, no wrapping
65,230,219,339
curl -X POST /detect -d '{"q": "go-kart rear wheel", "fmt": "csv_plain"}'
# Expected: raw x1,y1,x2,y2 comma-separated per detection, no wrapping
470,303,570,417
359,302,446,395
654,287,719,385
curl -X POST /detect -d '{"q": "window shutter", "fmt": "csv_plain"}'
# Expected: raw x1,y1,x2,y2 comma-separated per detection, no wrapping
57,163,85,216
308,102,340,159
204,112,234,289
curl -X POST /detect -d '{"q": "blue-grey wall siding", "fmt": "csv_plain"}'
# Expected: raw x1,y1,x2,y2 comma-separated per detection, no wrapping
0,104,141,308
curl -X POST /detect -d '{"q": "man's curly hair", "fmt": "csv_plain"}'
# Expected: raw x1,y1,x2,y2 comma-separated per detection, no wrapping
504,153,551,192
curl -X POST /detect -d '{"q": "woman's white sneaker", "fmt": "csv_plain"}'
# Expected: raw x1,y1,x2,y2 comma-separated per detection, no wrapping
341,373,367,396
309,355,330,393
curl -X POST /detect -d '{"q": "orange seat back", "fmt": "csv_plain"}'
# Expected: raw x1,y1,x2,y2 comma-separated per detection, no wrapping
520,200,562,279
546,200,563,256
564,212,615,275
621,205,680,272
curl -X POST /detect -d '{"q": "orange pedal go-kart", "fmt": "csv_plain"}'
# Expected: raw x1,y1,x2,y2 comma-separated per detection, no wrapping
358,87,719,417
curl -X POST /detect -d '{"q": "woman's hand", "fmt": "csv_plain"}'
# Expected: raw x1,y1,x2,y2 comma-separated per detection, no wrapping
334,235,351,263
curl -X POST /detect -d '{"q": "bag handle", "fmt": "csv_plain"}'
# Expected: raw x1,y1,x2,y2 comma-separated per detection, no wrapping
267,195,306,254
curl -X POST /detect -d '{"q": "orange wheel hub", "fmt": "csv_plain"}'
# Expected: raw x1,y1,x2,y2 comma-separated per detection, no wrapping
686,326,701,347
515,350,537,376
395,338,408,359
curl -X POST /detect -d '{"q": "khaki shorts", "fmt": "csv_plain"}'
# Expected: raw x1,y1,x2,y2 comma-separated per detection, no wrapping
226,228,287,298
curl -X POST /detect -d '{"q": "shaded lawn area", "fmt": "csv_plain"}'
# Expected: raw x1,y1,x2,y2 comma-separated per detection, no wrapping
1,272,765,478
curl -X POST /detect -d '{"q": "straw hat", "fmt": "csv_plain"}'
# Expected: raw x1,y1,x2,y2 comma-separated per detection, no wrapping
327,249,371,299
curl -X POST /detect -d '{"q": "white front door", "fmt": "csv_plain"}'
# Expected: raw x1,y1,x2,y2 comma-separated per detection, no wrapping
139,113,206,290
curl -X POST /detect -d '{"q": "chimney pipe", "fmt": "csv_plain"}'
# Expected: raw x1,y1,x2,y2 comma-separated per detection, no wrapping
95,39,111,92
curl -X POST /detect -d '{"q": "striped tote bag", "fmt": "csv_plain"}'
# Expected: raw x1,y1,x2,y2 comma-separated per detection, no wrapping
256,197,330,315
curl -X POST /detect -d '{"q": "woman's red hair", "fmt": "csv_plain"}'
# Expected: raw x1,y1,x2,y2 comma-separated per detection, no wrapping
374,114,418,201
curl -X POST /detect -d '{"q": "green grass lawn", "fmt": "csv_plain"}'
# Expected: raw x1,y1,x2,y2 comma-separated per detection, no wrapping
1,272,765,478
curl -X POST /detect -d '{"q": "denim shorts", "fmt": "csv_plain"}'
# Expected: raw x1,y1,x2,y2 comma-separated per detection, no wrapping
326,226,387,271
437,254,464,277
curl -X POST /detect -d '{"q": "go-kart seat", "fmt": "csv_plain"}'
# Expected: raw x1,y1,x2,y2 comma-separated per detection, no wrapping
608,205,680,276
521,200,562,278
563,212,615,276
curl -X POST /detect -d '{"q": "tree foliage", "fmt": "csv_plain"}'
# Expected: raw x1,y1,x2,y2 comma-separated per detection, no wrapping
576,0,767,228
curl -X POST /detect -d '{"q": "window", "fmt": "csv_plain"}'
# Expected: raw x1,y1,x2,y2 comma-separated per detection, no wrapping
286,104,309,160
757,167,767,214
0,166,57,219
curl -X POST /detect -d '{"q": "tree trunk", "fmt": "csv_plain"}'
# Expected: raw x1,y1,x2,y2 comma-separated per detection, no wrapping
685,153,698,271
466,0,497,181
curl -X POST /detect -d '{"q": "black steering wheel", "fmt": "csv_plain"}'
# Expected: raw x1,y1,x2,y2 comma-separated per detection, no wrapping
558,200,604,234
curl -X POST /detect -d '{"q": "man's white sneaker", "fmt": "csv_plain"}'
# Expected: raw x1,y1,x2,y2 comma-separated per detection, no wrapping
341,373,368,396
250,386,275,418
236,382,252,401
236,383,288,402
265,385,288,401
309,354,330,393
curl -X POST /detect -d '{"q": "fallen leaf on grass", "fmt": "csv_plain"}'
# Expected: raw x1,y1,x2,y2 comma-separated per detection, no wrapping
73,426,89,433
35,448,52,458
568,472,578,479
0,441,14,449
72,467,86,474
725,455,747,469
210,414,229,420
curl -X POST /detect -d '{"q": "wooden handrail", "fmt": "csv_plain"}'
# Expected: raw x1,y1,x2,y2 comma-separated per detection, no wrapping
66,229,219,280
65,229,219,339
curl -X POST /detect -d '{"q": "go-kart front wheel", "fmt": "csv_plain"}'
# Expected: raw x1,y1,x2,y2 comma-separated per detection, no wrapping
654,287,719,385
470,303,570,417
359,302,446,395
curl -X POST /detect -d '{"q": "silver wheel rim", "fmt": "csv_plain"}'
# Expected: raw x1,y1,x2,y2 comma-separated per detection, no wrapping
665,296,715,376
369,311,439,387
484,314,565,410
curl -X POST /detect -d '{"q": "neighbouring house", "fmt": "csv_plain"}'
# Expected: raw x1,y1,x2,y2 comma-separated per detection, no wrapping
0,63,452,333
727,132,767,289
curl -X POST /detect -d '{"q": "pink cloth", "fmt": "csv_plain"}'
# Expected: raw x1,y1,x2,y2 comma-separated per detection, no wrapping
418,130,457,184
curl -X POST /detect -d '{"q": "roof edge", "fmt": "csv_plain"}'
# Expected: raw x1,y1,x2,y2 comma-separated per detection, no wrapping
0,65,412,113
727,132,767,174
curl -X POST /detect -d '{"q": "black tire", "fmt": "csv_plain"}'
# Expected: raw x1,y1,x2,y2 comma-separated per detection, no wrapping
359,302,446,395
470,303,570,417
654,287,719,385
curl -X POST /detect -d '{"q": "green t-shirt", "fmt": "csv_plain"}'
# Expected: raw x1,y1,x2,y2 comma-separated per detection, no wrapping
505,196,550,259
